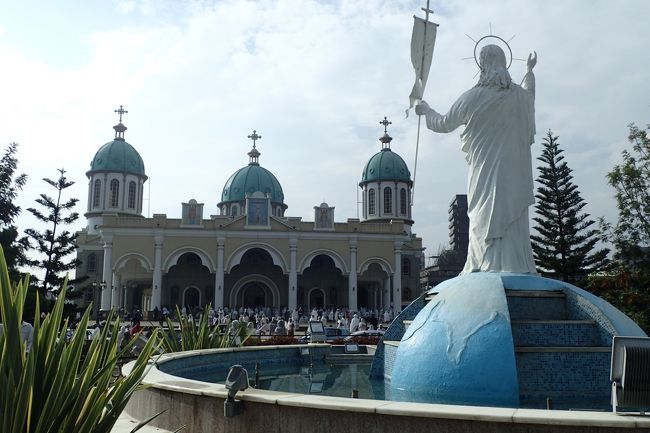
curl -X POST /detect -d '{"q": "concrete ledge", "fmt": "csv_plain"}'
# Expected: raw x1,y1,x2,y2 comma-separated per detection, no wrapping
515,346,612,353
111,413,173,433
512,320,596,324
506,290,565,297
122,347,650,433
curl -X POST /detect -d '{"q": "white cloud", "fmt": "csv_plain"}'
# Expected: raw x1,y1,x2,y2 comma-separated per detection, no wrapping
1,0,649,268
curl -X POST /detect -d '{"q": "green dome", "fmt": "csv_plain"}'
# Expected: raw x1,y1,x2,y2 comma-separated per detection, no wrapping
220,164,285,205
361,148,412,184
89,139,146,176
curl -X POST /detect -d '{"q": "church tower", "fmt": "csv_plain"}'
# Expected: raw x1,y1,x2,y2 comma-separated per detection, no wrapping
85,106,147,234
359,117,413,227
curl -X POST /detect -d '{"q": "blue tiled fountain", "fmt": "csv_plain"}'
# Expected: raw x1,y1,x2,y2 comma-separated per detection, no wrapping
371,272,647,408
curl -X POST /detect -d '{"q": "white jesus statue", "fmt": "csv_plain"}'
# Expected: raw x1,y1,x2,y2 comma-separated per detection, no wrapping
416,44,538,274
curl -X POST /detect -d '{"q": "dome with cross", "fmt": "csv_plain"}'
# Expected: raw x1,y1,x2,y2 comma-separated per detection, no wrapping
219,130,286,217
361,117,412,184
358,117,413,225
88,106,146,177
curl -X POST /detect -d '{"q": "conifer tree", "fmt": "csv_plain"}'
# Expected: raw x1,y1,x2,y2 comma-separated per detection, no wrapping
0,142,29,280
531,130,609,282
24,168,81,294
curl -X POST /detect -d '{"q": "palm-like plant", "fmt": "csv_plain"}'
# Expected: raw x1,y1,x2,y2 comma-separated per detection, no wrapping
0,245,161,433
158,305,248,352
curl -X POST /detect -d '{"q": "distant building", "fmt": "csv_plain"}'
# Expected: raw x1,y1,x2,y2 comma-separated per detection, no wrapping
75,111,423,317
448,194,469,254
420,194,468,290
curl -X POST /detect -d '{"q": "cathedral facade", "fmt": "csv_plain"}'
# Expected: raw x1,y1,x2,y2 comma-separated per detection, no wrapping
75,111,423,316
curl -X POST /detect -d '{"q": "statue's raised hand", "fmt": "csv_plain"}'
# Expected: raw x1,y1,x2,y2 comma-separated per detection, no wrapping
527,52,537,71
415,101,430,116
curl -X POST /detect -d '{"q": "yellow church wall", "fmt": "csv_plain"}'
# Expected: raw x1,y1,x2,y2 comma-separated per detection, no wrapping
222,235,290,258
111,235,154,262
161,236,217,259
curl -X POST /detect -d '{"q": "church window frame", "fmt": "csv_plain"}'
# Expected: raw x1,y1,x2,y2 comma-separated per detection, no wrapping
402,257,410,276
127,181,136,209
383,187,392,214
87,253,97,273
368,188,376,215
400,188,407,215
231,204,239,217
93,179,101,208
109,179,119,208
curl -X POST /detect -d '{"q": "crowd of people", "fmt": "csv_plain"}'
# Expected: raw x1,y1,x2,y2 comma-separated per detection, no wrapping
9,304,398,356
122,304,399,337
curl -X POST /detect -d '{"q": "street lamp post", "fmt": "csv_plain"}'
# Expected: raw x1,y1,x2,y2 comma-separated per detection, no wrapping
91,281,107,321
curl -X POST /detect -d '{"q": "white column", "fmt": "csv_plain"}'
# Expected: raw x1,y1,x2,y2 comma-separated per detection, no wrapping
383,276,391,311
393,242,402,312
151,234,163,310
100,235,113,311
111,273,120,309
348,239,358,312
288,236,298,311
214,236,225,308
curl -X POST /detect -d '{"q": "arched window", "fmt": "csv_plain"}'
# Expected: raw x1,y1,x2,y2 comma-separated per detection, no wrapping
109,179,119,207
368,188,376,215
276,207,282,217
231,204,239,216
92,179,101,208
402,258,410,276
400,188,407,215
127,181,136,209
383,187,392,214
87,253,97,273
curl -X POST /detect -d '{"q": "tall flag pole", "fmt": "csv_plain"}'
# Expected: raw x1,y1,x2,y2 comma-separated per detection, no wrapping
408,1,438,205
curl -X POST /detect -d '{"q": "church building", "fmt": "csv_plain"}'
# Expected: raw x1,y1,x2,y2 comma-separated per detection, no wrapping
75,109,423,316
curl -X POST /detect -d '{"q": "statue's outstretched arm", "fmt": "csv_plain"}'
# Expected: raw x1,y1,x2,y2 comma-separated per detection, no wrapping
416,99,466,133
521,51,536,97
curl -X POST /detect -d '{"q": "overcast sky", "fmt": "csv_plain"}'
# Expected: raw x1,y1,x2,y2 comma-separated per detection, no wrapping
1,0,649,269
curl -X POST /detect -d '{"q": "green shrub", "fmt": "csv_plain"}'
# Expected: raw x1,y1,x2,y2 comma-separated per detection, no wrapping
158,305,248,352
0,245,161,433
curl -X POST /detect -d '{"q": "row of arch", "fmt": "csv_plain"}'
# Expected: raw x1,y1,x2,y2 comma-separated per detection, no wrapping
226,203,284,218
87,243,403,276
165,280,363,310
367,186,408,217
92,179,138,209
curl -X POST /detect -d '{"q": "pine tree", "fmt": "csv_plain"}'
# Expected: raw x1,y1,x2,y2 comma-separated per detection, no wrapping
24,168,81,294
531,130,609,282
0,142,29,280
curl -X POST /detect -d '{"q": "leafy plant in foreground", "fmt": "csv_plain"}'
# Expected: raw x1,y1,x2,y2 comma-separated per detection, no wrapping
158,305,248,353
0,244,160,433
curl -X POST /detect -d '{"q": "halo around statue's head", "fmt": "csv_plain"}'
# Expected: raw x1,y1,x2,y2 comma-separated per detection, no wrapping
474,35,512,69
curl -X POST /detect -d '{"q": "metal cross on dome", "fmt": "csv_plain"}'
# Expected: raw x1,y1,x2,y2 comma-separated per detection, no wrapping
380,116,392,133
114,105,128,123
247,130,262,148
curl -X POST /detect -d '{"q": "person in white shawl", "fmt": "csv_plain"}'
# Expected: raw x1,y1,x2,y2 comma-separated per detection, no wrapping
416,45,537,274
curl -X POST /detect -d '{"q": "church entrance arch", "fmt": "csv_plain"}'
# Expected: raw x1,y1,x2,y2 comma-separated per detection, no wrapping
167,252,213,308
241,281,271,308
308,287,326,310
183,286,201,310
358,261,390,310
300,254,343,308
230,274,280,308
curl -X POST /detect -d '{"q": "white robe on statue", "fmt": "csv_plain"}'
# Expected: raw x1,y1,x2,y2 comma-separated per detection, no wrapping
423,72,537,274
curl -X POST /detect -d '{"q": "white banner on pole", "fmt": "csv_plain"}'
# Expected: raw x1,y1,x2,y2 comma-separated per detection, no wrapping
408,16,438,114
